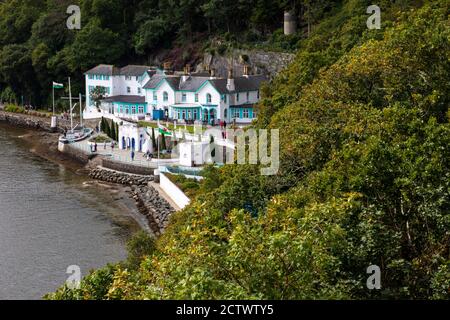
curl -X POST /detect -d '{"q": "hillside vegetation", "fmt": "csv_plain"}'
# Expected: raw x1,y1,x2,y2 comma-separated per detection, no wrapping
47,0,450,300
0,0,338,107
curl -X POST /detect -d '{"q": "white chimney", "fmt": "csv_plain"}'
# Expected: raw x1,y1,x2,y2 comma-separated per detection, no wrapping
182,64,190,82
209,68,216,79
243,65,250,78
226,69,235,91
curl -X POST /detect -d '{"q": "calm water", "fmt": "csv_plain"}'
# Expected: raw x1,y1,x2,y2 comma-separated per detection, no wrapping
0,124,138,299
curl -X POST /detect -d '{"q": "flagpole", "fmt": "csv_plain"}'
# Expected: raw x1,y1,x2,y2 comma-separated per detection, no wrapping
68,77,73,132
79,93,83,127
52,85,55,115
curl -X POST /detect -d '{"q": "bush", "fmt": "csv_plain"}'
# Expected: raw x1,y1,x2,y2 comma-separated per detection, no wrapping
4,104,25,114
126,231,156,270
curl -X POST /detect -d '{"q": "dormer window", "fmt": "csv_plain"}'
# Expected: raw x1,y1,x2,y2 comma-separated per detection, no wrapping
153,92,157,101
182,93,187,102
206,93,212,104
127,87,131,93
163,91,169,102
195,94,199,102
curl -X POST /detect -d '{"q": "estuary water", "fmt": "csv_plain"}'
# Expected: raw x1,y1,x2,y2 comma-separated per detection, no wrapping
0,123,138,299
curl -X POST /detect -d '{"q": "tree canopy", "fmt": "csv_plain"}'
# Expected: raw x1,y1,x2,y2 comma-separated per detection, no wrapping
47,0,450,300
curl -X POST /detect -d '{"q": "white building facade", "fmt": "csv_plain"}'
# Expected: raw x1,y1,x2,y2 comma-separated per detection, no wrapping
85,64,267,124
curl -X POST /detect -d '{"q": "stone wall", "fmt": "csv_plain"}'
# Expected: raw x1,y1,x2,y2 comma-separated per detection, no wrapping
88,167,154,186
58,142,91,164
200,49,295,79
131,185,175,236
88,167,172,235
0,110,70,133
102,158,156,176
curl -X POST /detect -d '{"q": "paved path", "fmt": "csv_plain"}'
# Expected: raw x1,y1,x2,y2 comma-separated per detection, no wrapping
71,135,173,169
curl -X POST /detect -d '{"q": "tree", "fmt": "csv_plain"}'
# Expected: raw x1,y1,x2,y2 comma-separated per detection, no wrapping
90,86,107,111
66,18,125,72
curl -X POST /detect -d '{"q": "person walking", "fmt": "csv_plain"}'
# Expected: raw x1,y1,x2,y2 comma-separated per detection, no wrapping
111,141,115,151
94,142,98,153
131,150,135,162
104,141,107,150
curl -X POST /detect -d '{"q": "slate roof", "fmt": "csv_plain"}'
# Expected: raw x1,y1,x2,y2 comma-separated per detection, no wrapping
209,75,267,94
142,75,167,89
85,64,120,76
120,65,152,77
101,95,146,104
142,74,268,93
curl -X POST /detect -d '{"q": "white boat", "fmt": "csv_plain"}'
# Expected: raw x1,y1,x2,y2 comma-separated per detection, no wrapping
59,127,93,144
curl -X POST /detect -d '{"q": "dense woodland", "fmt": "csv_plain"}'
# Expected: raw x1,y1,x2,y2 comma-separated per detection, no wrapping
42,0,450,300
0,0,337,107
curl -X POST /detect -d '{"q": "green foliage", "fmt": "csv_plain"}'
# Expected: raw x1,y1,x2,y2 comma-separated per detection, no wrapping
126,231,156,270
4,104,25,113
49,0,450,300
166,173,200,198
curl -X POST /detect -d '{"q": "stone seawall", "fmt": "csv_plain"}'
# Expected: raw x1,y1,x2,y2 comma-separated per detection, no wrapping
102,158,155,176
131,185,175,236
58,143,92,164
0,110,69,133
88,167,154,186
88,167,172,235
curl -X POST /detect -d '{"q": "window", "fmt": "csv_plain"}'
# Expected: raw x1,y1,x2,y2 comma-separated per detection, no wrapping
182,110,186,119
127,87,131,93
153,92,157,101
246,92,250,101
188,110,191,119
236,93,240,102
233,109,240,119
243,109,249,118
125,107,129,114
138,88,141,94
125,76,132,81
193,109,198,120
138,106,144,114
206,93,212,104
88,75,94,80
105,76,110,81
182,93,187,102
106,87,110,94
163,91,168,102
224,109,228,118
195,94,199,102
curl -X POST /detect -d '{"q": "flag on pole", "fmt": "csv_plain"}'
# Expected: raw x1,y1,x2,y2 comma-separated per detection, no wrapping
158,123,172,136
53,82,64,89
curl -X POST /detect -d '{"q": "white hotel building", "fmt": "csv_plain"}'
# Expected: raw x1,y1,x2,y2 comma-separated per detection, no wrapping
84,64,267,125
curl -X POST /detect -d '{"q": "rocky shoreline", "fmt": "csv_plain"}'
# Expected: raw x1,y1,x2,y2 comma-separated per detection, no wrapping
88,167,175,235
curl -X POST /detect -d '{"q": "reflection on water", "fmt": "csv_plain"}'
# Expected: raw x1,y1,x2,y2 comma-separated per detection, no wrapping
0,124,137,299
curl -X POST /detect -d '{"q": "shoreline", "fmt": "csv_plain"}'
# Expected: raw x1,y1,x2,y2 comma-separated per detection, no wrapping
0,115,160,236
